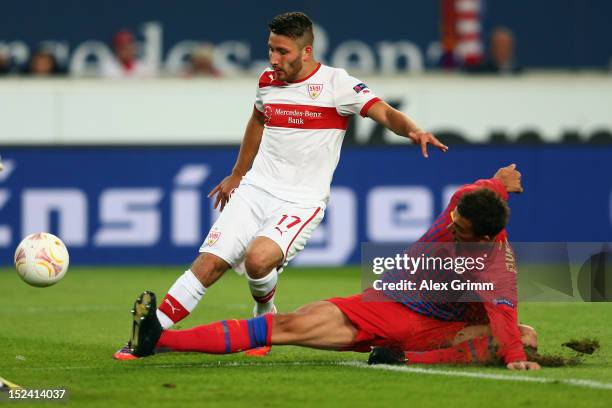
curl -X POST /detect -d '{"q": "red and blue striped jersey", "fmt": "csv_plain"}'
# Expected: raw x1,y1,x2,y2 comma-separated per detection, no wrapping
382,178,526,363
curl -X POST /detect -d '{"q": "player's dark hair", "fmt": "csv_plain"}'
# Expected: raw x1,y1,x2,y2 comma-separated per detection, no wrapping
457,189,509,238
268,12,314,46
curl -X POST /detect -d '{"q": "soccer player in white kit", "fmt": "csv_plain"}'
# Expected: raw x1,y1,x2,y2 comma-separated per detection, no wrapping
114,11,447,359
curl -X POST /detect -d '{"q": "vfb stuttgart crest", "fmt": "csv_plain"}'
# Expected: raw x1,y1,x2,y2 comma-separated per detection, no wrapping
308,83,323,99
206,229,221,246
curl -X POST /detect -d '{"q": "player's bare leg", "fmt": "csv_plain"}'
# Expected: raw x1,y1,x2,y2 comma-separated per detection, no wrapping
192,252,232,286
242,236,284,356
270,301,358,349
244,236,283,314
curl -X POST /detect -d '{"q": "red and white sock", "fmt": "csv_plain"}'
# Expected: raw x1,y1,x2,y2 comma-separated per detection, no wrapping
156,269,206,329
404,336,494,365
247,269,278,316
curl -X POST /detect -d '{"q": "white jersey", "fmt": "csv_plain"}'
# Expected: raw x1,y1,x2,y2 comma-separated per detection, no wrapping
242,63,380,206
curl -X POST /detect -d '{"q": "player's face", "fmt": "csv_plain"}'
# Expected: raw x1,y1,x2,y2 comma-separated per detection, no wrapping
268,33,304,82
448,208,477,242
448,209,494,242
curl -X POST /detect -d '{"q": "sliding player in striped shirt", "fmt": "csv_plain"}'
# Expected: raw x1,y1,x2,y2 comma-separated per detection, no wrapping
122,165,541,370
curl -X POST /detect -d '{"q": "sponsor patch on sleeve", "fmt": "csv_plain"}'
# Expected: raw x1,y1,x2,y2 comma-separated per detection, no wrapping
353,83,368,93
493,298,515,308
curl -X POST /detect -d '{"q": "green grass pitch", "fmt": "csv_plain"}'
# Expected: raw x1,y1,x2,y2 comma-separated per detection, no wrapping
1,266,611,407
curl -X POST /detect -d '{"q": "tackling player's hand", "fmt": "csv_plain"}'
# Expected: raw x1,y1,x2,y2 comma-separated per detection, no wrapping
494,163,523,193
408,130,449,158
506,361,541,371
207,173,242,211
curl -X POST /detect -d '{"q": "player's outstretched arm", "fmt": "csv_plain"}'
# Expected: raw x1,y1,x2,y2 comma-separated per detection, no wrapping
369,324,541,368
493,163,524,193
208,107,265,211
365,101,448,158
443,164,522,211
454,323,541,370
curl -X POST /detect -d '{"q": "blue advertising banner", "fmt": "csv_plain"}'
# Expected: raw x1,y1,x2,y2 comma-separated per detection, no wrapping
0,146,611,266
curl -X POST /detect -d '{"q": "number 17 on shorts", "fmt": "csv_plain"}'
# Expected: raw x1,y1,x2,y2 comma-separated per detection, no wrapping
261,206,324,265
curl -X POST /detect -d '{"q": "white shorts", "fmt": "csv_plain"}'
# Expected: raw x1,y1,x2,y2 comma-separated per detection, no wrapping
199,183,325,273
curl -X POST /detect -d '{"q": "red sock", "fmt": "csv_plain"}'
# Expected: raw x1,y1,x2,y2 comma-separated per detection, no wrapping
156,314,273,354
404,336,494,364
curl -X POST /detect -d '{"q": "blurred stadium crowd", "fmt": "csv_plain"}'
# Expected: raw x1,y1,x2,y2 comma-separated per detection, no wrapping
0,29,220,78
0,25,522,78
1,0,611,79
